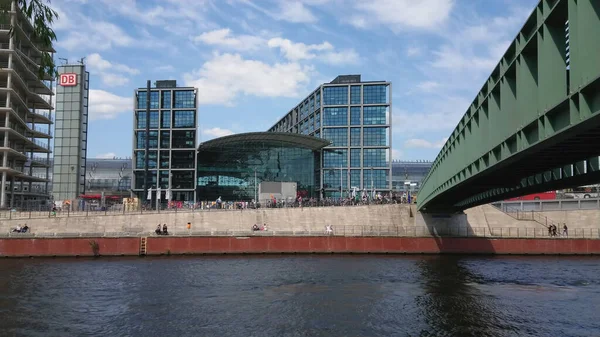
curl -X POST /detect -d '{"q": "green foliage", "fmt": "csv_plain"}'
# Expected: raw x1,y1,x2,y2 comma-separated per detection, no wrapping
89,240,100,256
0,0,58,79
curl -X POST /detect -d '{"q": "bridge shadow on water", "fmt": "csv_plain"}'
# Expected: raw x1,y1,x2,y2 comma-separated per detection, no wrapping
420,211,497,255
415,255,508,337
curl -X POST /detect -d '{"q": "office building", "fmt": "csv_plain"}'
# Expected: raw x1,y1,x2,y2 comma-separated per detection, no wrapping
196,132,328,201
391,160,432,194
132,80,198,204
51,64,89,202
0,0,54,209
268,75,392,198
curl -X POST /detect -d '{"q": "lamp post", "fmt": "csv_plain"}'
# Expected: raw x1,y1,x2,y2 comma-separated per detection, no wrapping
339,163,343,199
370,167,374,199
254,168,257,203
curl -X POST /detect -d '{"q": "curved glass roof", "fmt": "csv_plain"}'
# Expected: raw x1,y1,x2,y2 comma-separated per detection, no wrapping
198,132,330,151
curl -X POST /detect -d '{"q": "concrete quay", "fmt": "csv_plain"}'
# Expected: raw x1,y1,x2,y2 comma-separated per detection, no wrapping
0,204,598,238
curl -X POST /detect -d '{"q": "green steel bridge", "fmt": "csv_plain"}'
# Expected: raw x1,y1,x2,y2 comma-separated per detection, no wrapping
417,0,600,213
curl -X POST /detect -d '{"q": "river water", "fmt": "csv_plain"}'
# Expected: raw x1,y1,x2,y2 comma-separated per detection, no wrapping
0,255,599,337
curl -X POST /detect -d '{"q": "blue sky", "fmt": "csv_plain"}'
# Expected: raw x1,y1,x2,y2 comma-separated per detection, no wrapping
51,0,538,160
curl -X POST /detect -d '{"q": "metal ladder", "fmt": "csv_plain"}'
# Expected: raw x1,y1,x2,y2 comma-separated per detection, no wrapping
139,237,147,256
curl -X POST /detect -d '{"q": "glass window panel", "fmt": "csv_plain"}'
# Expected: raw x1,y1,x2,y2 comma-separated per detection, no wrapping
150,91,159,109
173,110,195,128
135,131,158,149
350,148,361,167
350,128,361,146
161,91,171,108
363,127,388,146
363,148,387,167
363,106,388,125
350,86,361,104
136,111,159,129
350,107,361,125
323,149,347,168
323,86,348,105
323,107,347,126
363,85,388,104
160,151,170,169
161,111,171,128
172,130,195,148
350,169,361,188
174,90,196,108
322,128,347,147
323,169,348,190
160,131,170,148
363,169,388,189
172,150,195,169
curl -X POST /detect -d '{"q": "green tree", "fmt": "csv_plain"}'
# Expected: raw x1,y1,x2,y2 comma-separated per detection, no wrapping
2,0,58,79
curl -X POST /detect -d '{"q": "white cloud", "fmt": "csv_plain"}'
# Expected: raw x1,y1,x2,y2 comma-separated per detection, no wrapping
58,21,134,51
88,90,131,120
202,127,235,139
183,52,312,106
277,1,317,23
320,49,360,65
268,38,332,61
85,53,139,87
352,0,454,31
404,138,448,149
393,95,470,135
192,28,265,51
406,46,421,57
96,152,117,159
391,149,403,160
416,81,440,92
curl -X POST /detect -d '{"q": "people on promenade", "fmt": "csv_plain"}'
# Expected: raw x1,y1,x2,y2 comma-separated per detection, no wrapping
162,224,168,235
563,224,568,237
187,222,192,230
252,224,260,231
548,225,552,237
325,225,333,235
262,223,268,231
155,225,162,235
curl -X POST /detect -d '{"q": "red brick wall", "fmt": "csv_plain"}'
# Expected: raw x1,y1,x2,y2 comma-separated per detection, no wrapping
1,237,600,257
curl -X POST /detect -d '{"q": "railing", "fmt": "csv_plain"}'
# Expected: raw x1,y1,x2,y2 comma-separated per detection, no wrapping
2,226,599,239
29,156,49,165
0,199,404,219
29,110,50,120
501,206,566,231
493,198,600,212
27,137,49,150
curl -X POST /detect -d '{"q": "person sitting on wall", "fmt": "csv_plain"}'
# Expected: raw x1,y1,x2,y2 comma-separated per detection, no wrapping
252,224,260,231
155,224,162,235
12,224,22,232
162,224,168,235
262,223,268,231
21,225,29,233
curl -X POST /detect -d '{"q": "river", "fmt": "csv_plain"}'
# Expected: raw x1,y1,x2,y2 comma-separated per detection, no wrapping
0,255,599,337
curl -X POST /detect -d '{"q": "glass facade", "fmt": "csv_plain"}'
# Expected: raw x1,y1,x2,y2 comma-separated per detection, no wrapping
133,83,198,204
197,135,324,201
267,75,392,197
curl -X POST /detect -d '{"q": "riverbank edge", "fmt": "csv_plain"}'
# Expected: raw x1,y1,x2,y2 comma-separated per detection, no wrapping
1,236,600,257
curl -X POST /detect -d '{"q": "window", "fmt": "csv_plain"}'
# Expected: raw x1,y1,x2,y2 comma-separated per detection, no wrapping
323,107,347,126
363,127,388,146
316,92,321,108
350,86,361,104
350,148,361,167
160,151,170,169
323,86,348,105
323,169,348,189
350,169,361,188
138,91,159,109
322,128,348,147
174,90,195,108
160,131,170,148
173,110,195,128
363,169,388,189
315,112,320,128
363,85,387,104
350,107,361,125
363,106,388,125
137,91,146,109
363,148,387,167
159,170,170,189
350,128,361,146
172,170,195,189
172,130,195,148
323,149,347,168
136,131,158,149
161,111,171,128
136,111,159,129
135,150,157,169
161,91,171,108
172,150,195,169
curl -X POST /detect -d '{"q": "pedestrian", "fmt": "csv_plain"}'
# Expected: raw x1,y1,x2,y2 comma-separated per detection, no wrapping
563,224,568,237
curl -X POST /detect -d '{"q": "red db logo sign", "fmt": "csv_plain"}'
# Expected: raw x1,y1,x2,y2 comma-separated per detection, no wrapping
59,73,77,86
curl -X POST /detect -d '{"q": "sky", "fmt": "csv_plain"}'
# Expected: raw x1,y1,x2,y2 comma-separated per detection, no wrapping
50,0,539,161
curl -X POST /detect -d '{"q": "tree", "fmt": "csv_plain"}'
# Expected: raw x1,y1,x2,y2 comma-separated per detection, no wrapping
2,0,58,79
